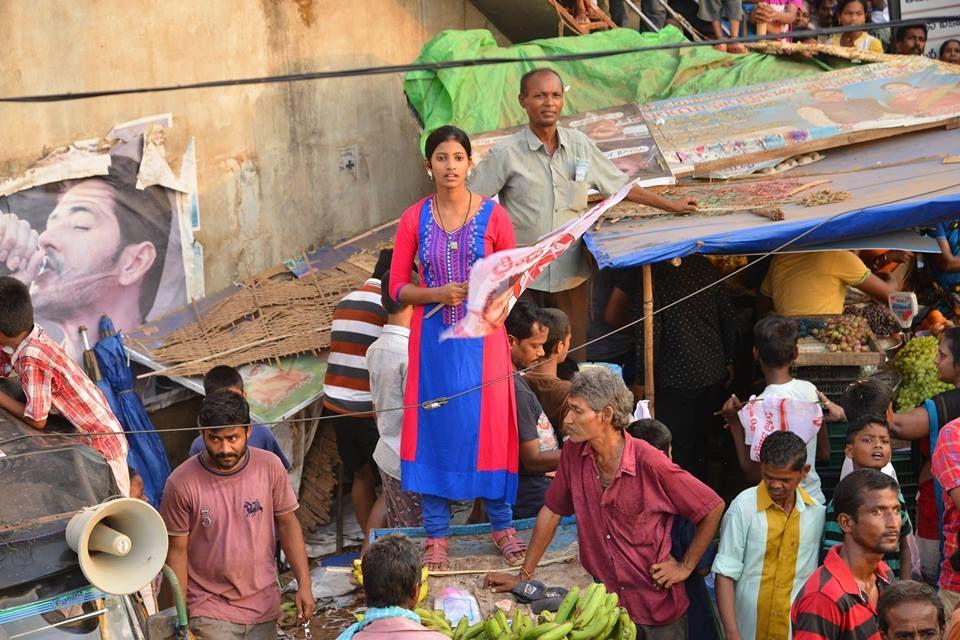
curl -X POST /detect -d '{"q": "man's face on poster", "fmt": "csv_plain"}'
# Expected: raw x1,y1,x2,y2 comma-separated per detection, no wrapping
33,178,155,321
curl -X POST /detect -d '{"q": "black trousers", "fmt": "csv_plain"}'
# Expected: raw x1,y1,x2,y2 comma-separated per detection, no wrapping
654,380,730,484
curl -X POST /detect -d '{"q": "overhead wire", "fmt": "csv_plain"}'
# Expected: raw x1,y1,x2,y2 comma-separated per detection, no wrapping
0,18,949,104
2,178,959,448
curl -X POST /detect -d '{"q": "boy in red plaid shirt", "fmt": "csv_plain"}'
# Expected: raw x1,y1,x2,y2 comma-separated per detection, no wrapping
0,277,129,494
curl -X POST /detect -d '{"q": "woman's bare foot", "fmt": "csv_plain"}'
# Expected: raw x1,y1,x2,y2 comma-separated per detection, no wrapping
728,43,748,53
714,43,728,52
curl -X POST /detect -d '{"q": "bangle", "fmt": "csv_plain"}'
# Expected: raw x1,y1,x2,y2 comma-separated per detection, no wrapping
519,566,534,581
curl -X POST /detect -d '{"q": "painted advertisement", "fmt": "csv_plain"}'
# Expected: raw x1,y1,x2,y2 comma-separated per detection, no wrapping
642,57,960,174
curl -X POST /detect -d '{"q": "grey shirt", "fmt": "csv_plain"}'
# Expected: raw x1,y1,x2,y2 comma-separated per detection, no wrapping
366,324,409,480
468,126,629,292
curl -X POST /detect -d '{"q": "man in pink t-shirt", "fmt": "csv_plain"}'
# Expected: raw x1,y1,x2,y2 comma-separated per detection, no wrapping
161,391,315,639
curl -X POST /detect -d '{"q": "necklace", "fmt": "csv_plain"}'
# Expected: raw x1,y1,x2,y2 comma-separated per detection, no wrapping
434,192,472,251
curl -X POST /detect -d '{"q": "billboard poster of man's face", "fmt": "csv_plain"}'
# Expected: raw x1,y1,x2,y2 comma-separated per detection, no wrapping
0,123,188,361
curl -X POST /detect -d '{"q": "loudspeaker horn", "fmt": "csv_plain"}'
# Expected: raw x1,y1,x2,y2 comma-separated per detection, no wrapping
66,498,169,595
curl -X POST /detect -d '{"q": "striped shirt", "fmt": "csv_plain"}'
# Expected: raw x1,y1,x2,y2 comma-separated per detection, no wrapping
322,279,387,415
791,546,893,640
713,482,824,640
820,493,912,576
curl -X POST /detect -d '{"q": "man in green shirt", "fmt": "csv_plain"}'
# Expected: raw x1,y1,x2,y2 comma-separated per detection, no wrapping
468,68,696,350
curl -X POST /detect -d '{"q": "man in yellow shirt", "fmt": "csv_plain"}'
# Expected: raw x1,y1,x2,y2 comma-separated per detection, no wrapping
760,250,898,316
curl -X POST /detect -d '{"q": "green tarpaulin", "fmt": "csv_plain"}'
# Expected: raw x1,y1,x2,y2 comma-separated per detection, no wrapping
405,27,845,150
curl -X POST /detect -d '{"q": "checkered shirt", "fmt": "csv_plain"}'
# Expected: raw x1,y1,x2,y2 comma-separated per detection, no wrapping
934,417,960,592
0,325,127,461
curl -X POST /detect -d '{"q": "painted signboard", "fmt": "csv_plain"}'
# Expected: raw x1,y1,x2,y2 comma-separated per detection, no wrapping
642,57,960,174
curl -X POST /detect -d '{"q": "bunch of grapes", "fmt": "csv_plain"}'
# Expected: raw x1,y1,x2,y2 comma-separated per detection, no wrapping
894,335,953,411
811,315,872,352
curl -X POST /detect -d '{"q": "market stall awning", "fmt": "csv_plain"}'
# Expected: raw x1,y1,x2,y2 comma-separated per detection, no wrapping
584,127,960,269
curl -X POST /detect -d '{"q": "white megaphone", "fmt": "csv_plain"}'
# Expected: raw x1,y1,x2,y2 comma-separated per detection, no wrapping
65,498,169,595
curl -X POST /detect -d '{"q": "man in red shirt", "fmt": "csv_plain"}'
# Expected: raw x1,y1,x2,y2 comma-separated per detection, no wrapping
484,367,723,635
791,469,900,640
161,391,315,639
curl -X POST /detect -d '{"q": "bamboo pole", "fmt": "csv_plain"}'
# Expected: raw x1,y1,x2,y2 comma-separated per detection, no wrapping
642,264,655,416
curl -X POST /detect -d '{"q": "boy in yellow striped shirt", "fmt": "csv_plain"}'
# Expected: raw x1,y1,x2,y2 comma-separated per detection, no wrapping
713,431,826,640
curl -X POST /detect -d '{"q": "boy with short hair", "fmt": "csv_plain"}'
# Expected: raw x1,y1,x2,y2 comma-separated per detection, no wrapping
722,316,829,503
713,431,826,640
526,307,573,435
0,276,129,494
825,378,898,480
821,415,913,579
506,301,560,520
189,365,289,469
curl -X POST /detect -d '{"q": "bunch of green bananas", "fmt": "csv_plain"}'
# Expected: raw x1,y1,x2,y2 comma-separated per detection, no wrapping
414,583,635,640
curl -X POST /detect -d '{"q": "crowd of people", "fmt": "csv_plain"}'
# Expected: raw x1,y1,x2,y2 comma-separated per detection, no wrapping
571,0,960,62
2,53,959,640
306,66,960,640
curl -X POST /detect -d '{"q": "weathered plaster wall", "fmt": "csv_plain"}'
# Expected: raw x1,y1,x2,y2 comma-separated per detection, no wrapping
0,1,505,292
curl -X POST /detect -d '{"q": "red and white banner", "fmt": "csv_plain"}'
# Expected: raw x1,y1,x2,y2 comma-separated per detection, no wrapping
739,397,823,462
442,183,631,340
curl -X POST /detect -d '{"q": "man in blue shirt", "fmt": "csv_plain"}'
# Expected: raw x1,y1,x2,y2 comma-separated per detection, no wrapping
189,365,290,469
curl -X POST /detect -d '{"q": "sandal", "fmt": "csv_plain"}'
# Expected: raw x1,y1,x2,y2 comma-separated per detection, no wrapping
422,538,449,571
492,528,527,566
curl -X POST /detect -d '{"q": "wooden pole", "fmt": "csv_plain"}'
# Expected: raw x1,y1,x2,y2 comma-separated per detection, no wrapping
642,264,655,417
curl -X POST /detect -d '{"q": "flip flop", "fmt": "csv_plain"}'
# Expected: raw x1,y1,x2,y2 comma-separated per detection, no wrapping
492,528,527,566
422,538,449,571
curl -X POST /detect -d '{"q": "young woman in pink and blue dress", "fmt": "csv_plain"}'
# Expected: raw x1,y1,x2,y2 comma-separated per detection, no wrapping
388,126,525,570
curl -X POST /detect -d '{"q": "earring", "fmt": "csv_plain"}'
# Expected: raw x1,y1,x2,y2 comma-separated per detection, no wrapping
427,170,433,179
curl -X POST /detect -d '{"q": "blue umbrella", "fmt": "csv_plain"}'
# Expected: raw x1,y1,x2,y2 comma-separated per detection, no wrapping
94,316,171,507
79,326,123,420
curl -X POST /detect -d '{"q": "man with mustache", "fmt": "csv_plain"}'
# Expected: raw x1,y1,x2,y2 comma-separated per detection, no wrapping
791,469,902,640
0,154,171,360
468,68,697,354
893,24,928,55
161,390,315,640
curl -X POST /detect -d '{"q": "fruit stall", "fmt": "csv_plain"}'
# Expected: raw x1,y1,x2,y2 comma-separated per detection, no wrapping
355,518,636,640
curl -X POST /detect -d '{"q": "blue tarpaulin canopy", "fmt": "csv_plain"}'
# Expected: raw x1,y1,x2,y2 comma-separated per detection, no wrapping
584,127,960,269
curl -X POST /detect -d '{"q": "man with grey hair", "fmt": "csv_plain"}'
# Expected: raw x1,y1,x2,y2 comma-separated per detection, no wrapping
485,368,724,639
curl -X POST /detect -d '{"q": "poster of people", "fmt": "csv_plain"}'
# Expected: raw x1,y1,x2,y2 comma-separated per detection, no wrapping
642,57,960,174
0,115,193,361
471,103,675,187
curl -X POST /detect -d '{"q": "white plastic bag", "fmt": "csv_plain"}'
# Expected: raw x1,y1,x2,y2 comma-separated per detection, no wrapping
738,397,823,462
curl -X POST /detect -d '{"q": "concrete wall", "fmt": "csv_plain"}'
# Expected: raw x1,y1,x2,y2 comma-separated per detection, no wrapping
0,1,506,293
